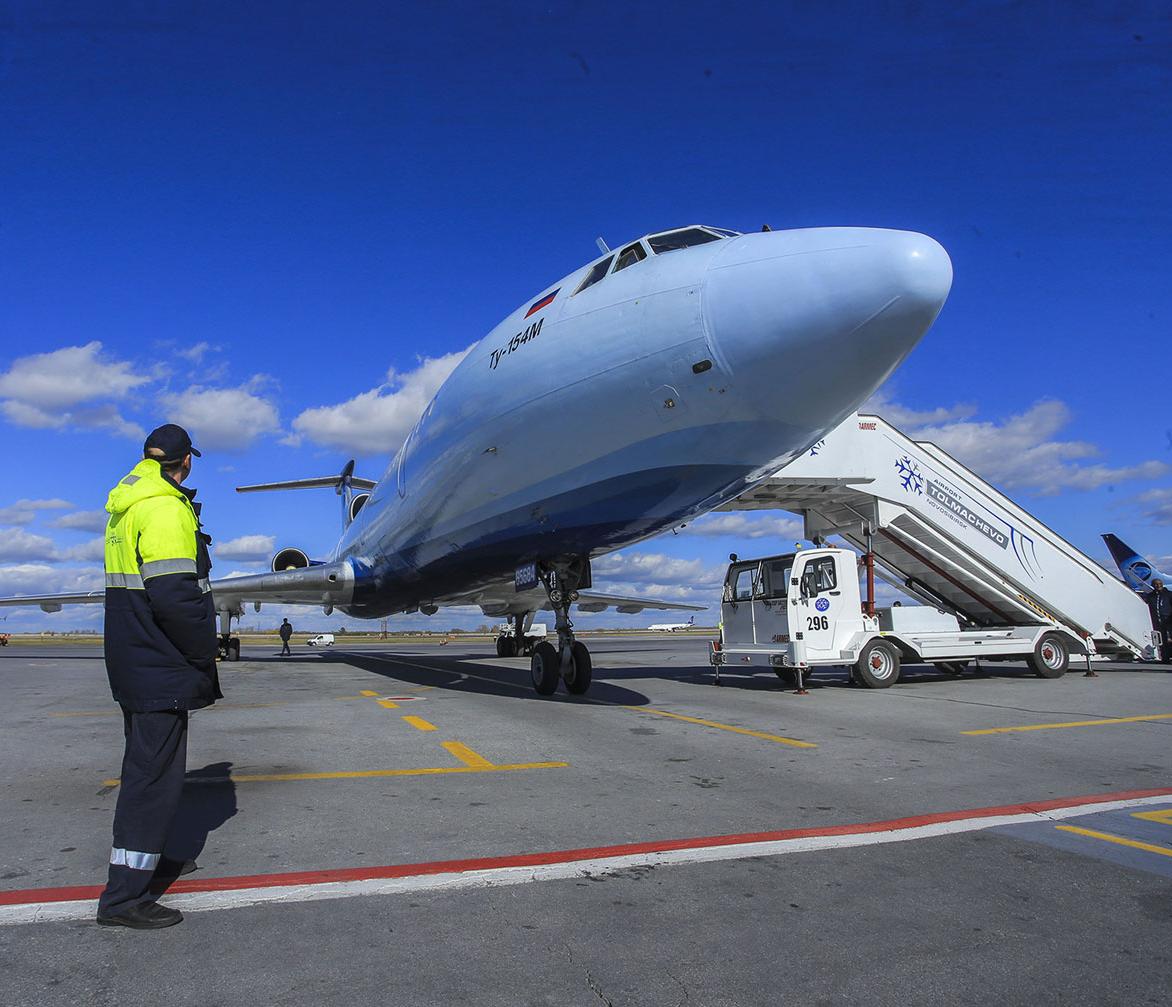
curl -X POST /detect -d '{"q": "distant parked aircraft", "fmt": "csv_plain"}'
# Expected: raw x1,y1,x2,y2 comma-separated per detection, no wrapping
649,616,696,632
1103,533,1170,594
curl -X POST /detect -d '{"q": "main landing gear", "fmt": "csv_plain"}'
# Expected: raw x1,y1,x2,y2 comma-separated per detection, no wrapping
530,558,592,697
217,608,241,662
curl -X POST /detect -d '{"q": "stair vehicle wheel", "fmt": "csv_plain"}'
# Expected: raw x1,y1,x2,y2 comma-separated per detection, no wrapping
530,641,560,696
853,640,900,688
564,641,593,695
1027,633,1068,679
227,638,240,662
774,668,799,687
934,661,969,676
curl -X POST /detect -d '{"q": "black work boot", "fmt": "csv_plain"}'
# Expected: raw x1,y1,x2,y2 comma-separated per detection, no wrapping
96,902,183,929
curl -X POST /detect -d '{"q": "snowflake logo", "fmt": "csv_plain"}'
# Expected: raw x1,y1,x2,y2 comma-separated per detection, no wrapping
895,455,923,494
809,439,826,456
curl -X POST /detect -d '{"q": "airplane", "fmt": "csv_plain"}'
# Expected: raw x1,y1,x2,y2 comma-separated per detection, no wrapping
0,223,953,696
648,616,695,632
1103,533,1170,595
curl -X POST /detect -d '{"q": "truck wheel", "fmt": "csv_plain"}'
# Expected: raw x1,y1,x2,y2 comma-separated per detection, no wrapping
530,642,560,696
1027,633,1068,679
934,661,969,676
854,641,900,688
774,668,799,687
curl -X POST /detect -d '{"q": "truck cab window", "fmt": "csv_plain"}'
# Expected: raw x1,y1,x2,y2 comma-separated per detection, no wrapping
760,557,794,600
801,556,838,596
613,242,647,272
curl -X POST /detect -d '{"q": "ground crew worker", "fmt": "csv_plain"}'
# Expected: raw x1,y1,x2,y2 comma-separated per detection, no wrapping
279,618,293,656
96,424,220,930
1150,579,1172,664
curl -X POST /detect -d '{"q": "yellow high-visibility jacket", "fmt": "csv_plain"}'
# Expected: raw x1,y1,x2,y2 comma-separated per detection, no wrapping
103,459,220,711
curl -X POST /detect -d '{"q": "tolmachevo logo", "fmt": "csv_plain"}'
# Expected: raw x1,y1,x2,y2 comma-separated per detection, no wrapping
895,455,923,494
925,479,1009,550
809,439,826,457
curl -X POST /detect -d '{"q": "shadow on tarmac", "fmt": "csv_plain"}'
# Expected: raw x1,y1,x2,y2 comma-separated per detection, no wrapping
152,761,238,893
319,648,654,706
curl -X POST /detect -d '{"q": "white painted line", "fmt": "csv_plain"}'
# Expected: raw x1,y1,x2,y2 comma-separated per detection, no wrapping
4,794,1169,926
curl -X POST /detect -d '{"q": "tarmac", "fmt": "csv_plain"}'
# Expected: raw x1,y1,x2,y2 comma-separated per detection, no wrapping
1,637,1170,1006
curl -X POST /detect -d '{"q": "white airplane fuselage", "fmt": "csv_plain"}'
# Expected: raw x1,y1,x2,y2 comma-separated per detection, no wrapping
328,226,953,617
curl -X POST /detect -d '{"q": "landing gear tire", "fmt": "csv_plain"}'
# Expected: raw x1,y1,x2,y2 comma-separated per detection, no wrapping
530,641,560,696
564,641,592,695
496,634,518,658
853,641,900,688
934,661,969,676
1027,633,1068,679
226,638,240,662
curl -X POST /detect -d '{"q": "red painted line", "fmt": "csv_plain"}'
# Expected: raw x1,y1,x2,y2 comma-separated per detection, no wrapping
5,785,1171,908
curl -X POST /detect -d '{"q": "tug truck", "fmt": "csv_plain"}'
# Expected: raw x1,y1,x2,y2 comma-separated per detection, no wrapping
711,411,1158,687
712,547,1075,687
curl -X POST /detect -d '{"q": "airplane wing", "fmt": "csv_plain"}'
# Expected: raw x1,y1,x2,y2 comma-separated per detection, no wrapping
0,564,703,618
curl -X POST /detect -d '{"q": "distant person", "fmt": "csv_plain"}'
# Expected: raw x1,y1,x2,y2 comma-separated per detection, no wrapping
97,424,220,930
279,618,293,656
1149,579,1172,664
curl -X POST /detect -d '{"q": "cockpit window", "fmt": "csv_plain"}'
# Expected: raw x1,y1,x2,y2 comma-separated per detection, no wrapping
647,227,723,254
613,242,647,272
573,255,614,295
708,227,740,237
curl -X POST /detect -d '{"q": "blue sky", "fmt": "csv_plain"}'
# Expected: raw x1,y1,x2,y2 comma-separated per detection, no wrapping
1,2,1169,632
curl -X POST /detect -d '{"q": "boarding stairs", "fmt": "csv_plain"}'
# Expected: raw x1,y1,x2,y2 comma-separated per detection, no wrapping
720,413,1155,659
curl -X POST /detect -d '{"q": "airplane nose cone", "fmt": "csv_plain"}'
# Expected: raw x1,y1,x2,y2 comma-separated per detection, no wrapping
702,227,952,427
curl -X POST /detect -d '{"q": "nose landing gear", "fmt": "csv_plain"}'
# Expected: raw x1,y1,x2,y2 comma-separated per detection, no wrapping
530,559,593,696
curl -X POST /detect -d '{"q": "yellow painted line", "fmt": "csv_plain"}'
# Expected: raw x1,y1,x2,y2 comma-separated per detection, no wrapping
443,741,496,768
962,713,1172,735
1132,808,1172,825
359,690,380,697
376,699,400,709
1055,824,1172,858
402,715,436,731
624,707,816,748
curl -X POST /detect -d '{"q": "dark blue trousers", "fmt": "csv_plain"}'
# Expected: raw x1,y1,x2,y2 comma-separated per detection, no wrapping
97,708,188,916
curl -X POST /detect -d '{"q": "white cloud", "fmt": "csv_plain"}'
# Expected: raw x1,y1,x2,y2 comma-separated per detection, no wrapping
0,499,73,526
290,348,471,456
213,534,276,561
592,551,722,588
0,529,104,563
870,397,1169,495
0,342,150,409
178,342,216,362
1138,488,1172,526
0,529,62,562
683,512,806,540
160,379,281,452
50,509,109,532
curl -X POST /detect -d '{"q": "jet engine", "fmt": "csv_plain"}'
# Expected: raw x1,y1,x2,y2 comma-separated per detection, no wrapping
271,547,311,572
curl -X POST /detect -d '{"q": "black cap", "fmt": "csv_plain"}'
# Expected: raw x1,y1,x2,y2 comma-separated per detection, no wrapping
143,423,201,463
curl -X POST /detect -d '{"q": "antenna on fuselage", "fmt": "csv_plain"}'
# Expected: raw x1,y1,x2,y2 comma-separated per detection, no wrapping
596,237,610,254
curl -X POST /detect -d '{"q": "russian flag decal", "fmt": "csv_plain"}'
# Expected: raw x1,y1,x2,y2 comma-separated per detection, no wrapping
525,288,559,318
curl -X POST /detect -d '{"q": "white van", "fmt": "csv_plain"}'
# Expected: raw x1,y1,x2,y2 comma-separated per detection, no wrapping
306,633,335,648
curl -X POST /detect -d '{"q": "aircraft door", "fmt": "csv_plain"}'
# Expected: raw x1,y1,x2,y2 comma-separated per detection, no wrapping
721,561,759,648
752,556,793,647
790,553,840,660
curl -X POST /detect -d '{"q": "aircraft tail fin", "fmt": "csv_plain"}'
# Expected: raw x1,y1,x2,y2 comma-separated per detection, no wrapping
1102,532,1157,593
237,460,377,529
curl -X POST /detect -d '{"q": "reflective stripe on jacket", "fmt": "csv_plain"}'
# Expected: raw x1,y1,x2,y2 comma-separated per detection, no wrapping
103,459,221,712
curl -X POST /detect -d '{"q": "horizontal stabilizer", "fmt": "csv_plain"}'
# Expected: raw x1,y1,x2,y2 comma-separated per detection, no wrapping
237,475,377,493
